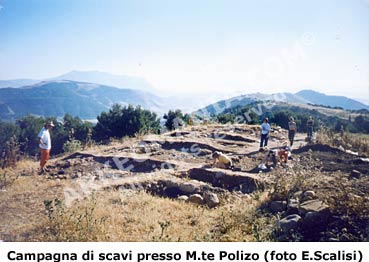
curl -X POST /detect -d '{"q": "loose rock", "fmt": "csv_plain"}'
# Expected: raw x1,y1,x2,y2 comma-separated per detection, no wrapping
270,201,287,213
179,182,198,194
349,170,361,179
203,192,219,208
298,200,330,217
187,194,204,204
277,214,302,232
287,198,299,214
302,211,329,229
301,191,316,202
177,195,189,201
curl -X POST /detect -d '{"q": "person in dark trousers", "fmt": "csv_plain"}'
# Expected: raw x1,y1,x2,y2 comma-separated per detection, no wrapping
288,117,297,146
307,116,314,141
260,118,271,149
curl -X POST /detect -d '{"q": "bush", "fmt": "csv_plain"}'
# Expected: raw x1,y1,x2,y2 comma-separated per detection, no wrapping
63,139,82,153
217,113,235,124
16,115,44,156
1,136,21,169
0,114,95,157
163,110,186,131
93,104,160,142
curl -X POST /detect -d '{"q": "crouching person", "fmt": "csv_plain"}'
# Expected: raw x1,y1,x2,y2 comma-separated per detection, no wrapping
212,151,233,169
277,146,291,166
258,147,292,170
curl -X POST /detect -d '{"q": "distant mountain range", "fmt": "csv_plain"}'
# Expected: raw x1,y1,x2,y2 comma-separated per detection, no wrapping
0,70,155,92
295,90,369,110
1,70,368,121
195,89,369,116
0,81,163,121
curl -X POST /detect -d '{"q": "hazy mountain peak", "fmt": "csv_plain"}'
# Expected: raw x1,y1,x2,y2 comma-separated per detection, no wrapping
51,70,156,92
295,89,369,110
0,70,156,93
0,80,164,121
195,89,369,116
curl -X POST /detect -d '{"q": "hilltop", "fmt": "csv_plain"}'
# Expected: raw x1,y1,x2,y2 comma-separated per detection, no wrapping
1,124,368,241
195,90,369,117
0,71,155,92
0,80,163,121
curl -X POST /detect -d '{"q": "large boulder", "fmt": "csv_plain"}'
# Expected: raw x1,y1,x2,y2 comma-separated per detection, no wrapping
179,182,199,194
299,200,330,230
162,179,180,189
298,200,330,216
302,211,329,229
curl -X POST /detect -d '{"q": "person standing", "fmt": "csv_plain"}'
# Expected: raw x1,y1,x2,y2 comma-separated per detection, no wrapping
306,116,314,141
38,121,55,173
260,117,271,149
288,117,297,146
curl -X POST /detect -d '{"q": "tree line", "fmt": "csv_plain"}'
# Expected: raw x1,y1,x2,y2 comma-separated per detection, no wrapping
0,104,196,163
215,103,369,134
1,102,368,167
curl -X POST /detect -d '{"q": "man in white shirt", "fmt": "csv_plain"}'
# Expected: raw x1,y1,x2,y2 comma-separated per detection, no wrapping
38,121,55,173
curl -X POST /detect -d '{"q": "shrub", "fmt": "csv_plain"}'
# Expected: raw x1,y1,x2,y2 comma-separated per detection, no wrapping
1,136,21,169
163,110,186,131
63,139,82,153
93,104,160,141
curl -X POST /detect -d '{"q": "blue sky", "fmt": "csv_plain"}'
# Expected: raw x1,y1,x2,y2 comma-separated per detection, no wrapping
0,0,368,100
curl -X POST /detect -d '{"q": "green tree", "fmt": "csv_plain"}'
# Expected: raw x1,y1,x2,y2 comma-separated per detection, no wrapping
270,111,293,130
93,104,160,141
217,113,234,124
62,114,93,143
0,120,20,152
15,114,93,156
163,110,186,131
354,115,369,134
16,115,44,156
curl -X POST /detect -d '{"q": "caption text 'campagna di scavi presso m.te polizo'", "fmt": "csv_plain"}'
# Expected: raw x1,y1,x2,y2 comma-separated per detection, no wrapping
6,249,363,262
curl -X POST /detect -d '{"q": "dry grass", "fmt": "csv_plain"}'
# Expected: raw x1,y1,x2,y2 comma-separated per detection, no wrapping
20,189,274,242
0,160,66,241
1,157,275,242
316,128,369,157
